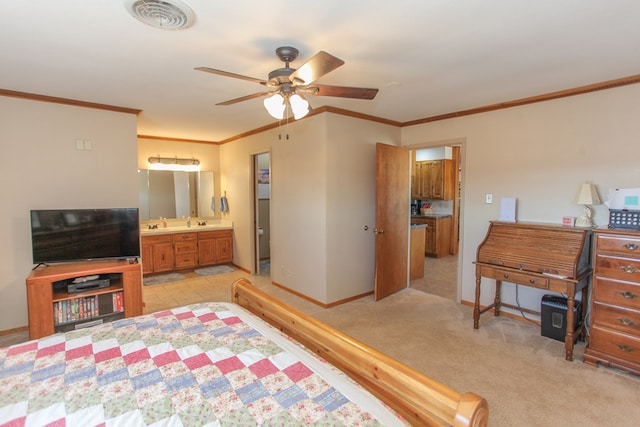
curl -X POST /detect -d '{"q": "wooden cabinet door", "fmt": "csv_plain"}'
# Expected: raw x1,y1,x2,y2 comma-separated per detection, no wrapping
425,161,444,199
141,243,153,274
424,219,436,255
215,236,233,263
416,160,454,200
198,239,217,265
411,161,422,199
152,242,174,272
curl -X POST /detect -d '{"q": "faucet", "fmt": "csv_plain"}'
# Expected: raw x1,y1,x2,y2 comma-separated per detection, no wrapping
197,220,207,226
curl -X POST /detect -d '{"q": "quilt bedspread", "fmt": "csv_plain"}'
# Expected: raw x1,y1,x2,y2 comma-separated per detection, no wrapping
0,302,406,426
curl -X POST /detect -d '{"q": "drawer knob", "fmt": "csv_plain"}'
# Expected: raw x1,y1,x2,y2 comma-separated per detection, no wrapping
619,265,639,274
617,344,636,353
617,317,638,327
619,291,639,299
623,243,640,251
529,279,536,284
503,273,509,279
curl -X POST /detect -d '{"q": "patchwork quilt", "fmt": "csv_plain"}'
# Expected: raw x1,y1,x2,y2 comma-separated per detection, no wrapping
0,302,407,426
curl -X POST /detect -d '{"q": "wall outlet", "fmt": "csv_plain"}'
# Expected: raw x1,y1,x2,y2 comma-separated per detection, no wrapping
485,193,493,204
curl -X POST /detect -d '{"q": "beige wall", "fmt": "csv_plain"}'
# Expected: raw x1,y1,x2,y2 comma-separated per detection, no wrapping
4,82,640,331
0,97,138,331
402,84,640,314
324,113,401,302
219,114,400,304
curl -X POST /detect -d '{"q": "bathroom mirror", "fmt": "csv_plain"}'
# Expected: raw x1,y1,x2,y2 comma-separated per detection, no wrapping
138,170,214,220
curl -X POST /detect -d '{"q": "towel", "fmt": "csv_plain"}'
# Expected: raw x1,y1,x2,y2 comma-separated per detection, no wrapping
220,194,229,212
210,196,215,212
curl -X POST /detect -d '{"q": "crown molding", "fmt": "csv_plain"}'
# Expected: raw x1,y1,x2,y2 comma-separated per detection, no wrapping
5,73,640,144
0,88,141,115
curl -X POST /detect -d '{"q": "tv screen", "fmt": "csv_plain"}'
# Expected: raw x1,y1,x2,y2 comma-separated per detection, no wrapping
30,208,140,264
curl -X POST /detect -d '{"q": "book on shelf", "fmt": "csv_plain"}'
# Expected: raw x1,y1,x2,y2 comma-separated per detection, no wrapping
53,291,124,325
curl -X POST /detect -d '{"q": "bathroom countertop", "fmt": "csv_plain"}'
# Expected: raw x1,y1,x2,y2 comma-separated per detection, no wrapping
411,213,453,219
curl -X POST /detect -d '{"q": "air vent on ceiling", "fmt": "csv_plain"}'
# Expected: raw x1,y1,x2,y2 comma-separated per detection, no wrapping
124,0,195,30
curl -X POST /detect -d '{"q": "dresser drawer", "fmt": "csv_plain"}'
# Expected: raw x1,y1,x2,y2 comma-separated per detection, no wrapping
173,232,197,242
141,234,173,245
175,253,198,267
593,277,640,310
596,234,640,256
589,326,640,365
592,303,640,335
478,265,549,289
595,254,640,282
175,241,197,254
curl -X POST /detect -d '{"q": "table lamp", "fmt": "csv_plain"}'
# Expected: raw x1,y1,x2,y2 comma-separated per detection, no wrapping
574,182,601,228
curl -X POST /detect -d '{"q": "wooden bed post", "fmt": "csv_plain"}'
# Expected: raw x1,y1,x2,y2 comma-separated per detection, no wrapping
232,278,489,427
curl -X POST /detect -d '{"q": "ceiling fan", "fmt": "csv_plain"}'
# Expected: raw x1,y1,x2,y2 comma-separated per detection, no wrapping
195,46,378,119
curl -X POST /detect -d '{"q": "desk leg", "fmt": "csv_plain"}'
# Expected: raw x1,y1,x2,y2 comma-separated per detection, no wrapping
473,275,481,329
564,291,576,362
494,280,502,317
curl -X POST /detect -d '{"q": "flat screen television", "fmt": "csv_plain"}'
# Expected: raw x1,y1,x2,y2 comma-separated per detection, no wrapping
30,208,140,265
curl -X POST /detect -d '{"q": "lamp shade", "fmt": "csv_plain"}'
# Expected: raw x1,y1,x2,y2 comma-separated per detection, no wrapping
263,93,285,119
574,183,601,205
289,94,310,119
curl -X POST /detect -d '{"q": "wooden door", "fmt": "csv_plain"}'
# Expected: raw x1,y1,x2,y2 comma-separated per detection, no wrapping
374,143,410,300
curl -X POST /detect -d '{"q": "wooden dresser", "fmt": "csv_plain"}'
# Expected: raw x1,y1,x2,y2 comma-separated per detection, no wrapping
474,221,592,361
584,229,640,374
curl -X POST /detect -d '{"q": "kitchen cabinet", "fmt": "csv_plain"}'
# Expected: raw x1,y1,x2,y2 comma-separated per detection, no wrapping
410,225,426,279
412,216,452,258
198,230,233,266
174,233,198,269
412,160,455,200
141,229,233,275
141,234,174,274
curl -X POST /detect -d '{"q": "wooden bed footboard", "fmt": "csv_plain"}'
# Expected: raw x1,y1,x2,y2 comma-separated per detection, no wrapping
232,279,488,427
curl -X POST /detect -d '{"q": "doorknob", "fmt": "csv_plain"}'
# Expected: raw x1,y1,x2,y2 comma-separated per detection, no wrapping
373,228,385,234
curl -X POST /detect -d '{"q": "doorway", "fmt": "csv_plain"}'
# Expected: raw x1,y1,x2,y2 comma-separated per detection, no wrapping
409,142,463,301
253,152,271,277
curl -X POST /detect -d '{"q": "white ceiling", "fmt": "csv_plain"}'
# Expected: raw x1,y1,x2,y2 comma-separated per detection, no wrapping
2,0,639,142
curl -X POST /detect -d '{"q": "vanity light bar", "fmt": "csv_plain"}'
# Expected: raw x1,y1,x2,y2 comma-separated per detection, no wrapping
148,156,200,166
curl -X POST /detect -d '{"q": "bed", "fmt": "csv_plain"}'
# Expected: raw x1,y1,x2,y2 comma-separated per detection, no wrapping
0,278,488,426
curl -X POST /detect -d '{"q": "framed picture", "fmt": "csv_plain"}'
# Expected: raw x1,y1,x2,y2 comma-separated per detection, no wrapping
258,168,270,184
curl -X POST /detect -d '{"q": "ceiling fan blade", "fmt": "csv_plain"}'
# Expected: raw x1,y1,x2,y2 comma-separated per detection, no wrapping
289,51,344,85
306,84,378,100
195,67,266,85
215,91,273,106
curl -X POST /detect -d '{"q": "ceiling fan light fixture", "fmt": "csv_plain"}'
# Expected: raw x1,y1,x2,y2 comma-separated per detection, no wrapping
290,94,310,119
264,93,285,119
124,0,195,30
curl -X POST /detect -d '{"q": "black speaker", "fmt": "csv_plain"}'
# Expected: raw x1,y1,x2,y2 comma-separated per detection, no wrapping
541,295,580,342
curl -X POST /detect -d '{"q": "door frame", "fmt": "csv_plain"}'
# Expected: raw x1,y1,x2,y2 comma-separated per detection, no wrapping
406,138,466,302
252,151,271,276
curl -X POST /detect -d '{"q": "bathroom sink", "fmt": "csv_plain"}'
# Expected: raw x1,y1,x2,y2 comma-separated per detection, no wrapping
141,223,232,235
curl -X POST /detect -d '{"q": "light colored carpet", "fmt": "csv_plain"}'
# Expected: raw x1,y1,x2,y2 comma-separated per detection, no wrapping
194,265,235,276
252,283,640,427
142,272,186,286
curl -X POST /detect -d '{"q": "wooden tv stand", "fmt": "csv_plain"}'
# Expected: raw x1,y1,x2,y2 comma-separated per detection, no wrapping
26,259,143,339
